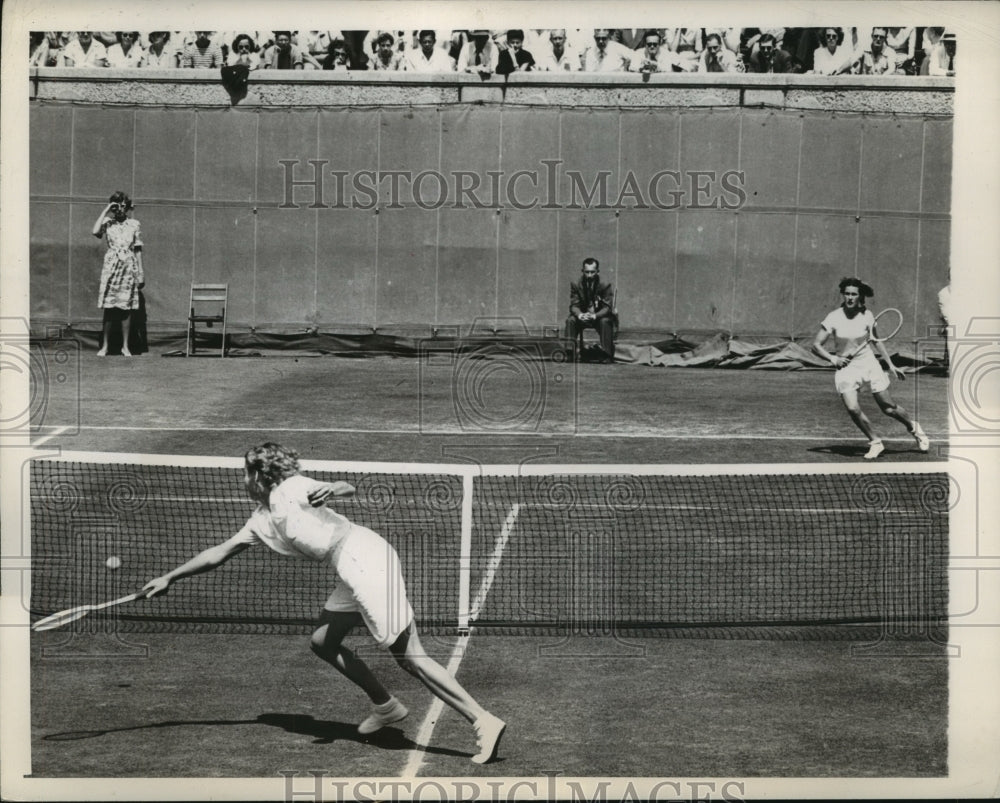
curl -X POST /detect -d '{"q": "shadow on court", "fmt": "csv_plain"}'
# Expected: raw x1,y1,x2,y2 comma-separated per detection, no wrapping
30,632,947,778
44,713,465,755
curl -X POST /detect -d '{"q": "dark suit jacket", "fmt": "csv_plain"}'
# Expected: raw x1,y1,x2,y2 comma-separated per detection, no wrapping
569,279,614,318
497,48,535,75
615,28,655,50
748,48,795,73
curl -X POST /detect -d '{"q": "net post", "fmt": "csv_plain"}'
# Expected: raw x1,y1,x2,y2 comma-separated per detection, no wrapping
457,471,473,632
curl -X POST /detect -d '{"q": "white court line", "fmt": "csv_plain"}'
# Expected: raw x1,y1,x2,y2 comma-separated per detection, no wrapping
31,425,69,448
400,503,520,777
28,423,926,442
470,504,520,623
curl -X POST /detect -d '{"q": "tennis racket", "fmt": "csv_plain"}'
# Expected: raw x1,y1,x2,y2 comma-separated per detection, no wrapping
846,307,903,361
31,592,142,632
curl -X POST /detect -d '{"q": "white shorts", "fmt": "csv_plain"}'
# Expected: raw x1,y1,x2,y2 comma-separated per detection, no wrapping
323,525,414,648
834,348,890,395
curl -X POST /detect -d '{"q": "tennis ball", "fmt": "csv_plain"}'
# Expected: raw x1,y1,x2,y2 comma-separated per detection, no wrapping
105,556,122,570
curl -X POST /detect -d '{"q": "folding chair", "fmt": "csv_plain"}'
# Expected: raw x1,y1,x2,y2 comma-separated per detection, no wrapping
186,284,228,357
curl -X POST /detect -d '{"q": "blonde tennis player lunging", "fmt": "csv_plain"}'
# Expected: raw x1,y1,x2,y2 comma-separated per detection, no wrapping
141,443,506,763
812,277,929,460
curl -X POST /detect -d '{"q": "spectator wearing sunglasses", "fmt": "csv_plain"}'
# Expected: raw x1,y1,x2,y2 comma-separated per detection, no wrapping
581,29,634,72
227,34,261,69
747,33,794,73
853,27,897,74
106,32,144,68
61,31,109,67
811,27,853,75
635,30,677,74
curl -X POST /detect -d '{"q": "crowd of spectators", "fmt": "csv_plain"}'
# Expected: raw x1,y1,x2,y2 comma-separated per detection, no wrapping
30,28,957,77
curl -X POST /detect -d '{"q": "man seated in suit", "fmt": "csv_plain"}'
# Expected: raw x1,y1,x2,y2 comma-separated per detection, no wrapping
565,257,616,362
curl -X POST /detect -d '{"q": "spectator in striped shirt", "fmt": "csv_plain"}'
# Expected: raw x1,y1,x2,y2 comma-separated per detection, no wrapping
182,31,224,68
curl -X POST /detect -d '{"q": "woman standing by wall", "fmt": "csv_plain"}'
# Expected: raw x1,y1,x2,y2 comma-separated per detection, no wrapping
92,191,144,356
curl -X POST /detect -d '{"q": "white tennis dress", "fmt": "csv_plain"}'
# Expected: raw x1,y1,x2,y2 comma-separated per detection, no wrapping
226,474,414,646
820,307,890,395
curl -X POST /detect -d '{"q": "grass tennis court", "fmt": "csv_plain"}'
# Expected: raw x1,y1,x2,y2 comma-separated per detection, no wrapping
31,349,949,463
30,633,947,778
25,348,950,779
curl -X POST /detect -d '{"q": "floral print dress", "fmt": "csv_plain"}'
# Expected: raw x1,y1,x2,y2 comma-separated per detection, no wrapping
97,218,143,310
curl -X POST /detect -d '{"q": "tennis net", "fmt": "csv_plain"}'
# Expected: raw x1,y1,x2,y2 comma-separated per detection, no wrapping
29,453,948,638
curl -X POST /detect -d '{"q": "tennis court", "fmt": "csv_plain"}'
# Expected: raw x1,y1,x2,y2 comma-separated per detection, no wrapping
29,347,949,463
26,448,950,778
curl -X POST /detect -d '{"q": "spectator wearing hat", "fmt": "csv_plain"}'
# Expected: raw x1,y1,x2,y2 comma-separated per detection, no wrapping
457,30,498,75
927,29,955,76
496,29,535,75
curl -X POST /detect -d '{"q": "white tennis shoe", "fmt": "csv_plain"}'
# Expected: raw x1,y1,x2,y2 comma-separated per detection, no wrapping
864,439,885,460
911,424,930,452
358,696,408,735
471,712,506,764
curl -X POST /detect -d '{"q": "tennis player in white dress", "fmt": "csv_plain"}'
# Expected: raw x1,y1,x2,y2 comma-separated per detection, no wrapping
812,277,929,459
142,442,505,763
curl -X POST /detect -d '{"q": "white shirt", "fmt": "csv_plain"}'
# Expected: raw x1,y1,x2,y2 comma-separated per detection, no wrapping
821,307,875,354
403,47,456,72
106,43,144,68
62,39,108,67
580,40,633,72
813,45,853,75
229,474,353,562
535,43,581,72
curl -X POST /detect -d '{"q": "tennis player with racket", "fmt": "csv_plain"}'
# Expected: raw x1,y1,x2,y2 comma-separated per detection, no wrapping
138,442,506,764
812,277,930,459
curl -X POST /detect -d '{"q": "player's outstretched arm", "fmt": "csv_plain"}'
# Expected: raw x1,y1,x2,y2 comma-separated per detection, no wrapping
142,540,250,598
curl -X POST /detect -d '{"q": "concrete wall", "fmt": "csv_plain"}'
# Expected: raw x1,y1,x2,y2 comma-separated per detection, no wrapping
29,70,953,338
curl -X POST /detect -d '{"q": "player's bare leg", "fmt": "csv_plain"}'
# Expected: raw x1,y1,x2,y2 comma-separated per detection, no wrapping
839,389,884,458
873,390,928,451
311,611,392,704
389,623,505,763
